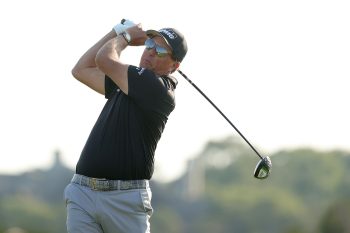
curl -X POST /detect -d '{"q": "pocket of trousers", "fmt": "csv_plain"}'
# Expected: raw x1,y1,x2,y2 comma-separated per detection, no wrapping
63,183,80,207
139,188,153,216
63,183,71,207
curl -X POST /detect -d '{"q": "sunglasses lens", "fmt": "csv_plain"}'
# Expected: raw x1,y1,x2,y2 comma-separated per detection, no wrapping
145,38,155,49
145,38,170,57
155,47,169,57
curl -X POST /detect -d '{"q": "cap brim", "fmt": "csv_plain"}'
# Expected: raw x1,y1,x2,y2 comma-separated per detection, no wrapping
146,30,172,50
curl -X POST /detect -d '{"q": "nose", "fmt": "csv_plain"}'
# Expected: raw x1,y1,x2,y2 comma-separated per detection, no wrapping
146,47,157,57
147,47,157,57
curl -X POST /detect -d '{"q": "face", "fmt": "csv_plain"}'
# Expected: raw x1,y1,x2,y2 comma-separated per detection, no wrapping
139,36,179,76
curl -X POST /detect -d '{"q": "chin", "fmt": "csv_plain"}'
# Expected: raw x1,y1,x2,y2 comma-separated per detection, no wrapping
140,62,150,70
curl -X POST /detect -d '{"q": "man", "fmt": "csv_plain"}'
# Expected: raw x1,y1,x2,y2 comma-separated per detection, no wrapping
64,20,187,233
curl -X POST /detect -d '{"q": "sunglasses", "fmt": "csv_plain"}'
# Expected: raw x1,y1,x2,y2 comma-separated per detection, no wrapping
144,38,171,58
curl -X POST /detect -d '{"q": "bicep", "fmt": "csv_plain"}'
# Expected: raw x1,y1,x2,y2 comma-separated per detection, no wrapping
96,58,129,95
72,67,105,95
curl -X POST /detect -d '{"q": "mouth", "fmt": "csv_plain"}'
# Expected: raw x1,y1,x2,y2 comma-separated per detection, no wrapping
143,59,153,68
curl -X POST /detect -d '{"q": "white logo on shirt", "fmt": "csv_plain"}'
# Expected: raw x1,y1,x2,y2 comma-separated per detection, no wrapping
136,67,145,76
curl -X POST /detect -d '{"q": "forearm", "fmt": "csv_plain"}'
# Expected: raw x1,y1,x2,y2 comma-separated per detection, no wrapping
96,34,128,65
94,34,130,94
72,30,117,74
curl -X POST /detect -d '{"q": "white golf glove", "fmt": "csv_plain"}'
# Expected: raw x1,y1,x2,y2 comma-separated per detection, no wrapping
113,19,136,35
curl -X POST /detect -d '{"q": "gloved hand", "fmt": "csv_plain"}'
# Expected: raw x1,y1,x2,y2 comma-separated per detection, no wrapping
113,19,136,35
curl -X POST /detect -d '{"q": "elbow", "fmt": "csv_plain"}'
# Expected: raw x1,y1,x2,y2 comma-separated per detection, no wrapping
71,66,79,80
71,64,86,82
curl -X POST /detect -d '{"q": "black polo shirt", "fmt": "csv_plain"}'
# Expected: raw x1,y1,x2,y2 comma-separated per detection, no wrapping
76,65,177,180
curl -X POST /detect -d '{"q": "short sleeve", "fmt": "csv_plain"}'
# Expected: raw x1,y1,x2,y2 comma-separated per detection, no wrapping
104,75,119,99
128,65,175,114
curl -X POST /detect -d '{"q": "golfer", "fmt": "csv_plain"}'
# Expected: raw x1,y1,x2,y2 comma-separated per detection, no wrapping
64,20,187,233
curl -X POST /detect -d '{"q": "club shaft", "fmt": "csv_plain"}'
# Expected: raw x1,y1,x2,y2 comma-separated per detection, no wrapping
178,70,263,160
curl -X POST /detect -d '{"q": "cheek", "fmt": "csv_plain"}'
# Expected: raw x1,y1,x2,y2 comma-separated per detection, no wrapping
140,53,152,68
140,50,148,61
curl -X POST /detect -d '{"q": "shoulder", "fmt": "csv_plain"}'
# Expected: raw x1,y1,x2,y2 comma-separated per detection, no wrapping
160,75,178,91
128,66,165,90
128,66,177,88
128,66,155,79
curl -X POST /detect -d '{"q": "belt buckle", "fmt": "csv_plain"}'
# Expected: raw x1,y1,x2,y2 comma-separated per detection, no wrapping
91,178,98,190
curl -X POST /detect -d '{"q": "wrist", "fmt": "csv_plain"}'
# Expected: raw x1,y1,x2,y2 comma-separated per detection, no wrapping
121,31,131,44
113,24,125,36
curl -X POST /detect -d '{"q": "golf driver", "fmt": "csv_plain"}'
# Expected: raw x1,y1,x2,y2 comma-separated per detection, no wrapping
177,70,272,179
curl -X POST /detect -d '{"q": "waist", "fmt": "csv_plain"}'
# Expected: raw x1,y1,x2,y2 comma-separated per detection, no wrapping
71,174,149,191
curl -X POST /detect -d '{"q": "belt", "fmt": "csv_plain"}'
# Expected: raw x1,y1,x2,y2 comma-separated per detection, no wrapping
71,174,149,191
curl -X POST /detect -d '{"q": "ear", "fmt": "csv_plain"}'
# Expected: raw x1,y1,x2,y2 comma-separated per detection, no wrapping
170,62,180,74
173,61,180,70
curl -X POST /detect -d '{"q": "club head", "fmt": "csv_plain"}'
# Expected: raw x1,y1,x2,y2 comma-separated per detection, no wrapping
254,156,272,179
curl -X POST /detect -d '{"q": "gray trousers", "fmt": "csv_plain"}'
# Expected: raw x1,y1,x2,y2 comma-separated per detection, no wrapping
64,182,153,233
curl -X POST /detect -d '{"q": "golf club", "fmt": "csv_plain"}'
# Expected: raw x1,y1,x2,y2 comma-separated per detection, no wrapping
177,70,272,179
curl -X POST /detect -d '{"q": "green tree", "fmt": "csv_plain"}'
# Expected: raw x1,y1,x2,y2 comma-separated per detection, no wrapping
318,199,350,233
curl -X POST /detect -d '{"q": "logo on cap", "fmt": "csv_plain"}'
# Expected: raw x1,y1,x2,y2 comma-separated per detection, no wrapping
159,29,178,40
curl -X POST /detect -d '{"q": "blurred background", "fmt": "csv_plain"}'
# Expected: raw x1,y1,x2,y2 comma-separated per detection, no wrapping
1,140,349,233
0,0,349,232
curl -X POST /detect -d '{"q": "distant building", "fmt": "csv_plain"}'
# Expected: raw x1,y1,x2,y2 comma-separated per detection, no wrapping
0,150,74,202
185,158,205,200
